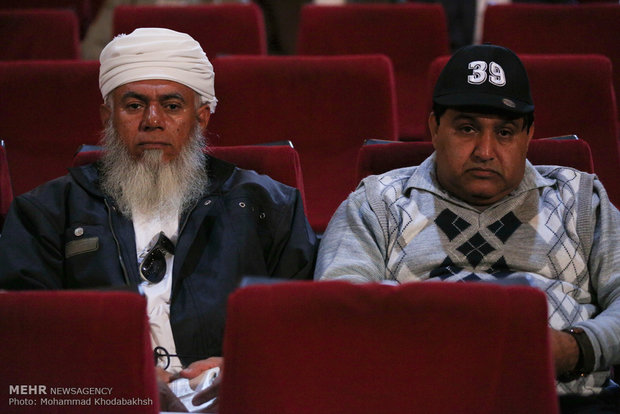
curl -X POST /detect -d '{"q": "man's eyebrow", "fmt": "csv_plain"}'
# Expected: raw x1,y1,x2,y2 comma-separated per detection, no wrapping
120,91,148,102
160,93,186,103
119,92,187,103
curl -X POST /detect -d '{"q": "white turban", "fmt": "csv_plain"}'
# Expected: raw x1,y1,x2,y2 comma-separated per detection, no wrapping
99,27,217,112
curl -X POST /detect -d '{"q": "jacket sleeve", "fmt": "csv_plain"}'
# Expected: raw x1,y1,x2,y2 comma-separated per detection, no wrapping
0,194,65,289
577,179,620,371
271,188,318,280
315,181,389,283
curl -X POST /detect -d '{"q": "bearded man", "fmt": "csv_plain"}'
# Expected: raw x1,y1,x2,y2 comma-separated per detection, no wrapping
0,28,317,410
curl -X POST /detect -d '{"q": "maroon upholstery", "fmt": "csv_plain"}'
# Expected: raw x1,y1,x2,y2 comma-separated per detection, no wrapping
113,4,267,60
297,4,450,141
220,281,558,414
426,54,620,207
0,10,80,60
210,55,398,233
0,290,159,413
0,60,102,196
0,142,14,230
482,3,620,126
356,139,595,183
72,145,307,210
0,0,95,38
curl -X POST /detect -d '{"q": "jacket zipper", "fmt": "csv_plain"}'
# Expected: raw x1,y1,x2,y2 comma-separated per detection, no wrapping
105,198,130,285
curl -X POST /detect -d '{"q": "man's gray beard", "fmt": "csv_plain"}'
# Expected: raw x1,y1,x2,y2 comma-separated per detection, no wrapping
99,122,209,220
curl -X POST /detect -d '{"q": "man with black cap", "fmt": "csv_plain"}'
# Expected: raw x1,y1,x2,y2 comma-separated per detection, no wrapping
316,44,620,411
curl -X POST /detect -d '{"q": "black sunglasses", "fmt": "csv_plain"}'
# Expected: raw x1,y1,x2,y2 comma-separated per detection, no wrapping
139,232,175,284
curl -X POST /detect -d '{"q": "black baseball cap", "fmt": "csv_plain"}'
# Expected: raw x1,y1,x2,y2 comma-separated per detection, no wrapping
433,44,534,115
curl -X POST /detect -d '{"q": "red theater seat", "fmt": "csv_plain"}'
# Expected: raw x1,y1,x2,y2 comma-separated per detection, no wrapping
73,145,307,210
0,290,159,414
426,54,619,207
220,281,558,414
356,138,595,183
209,55,398,233
0,60,102,196
113,4,267,59
297,3,450,141
482,3,620,129
0,9,80,60
0,0,95,38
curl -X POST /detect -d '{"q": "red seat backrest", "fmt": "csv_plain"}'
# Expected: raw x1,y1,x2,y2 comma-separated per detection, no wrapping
0,0,95,37
0,9,80,60
220,281,558,414
297,4,450,141
0,290,159,413
113,4,267,60
425,54,619,206
482,3,620,125
0,60,102,196
209,55,398,233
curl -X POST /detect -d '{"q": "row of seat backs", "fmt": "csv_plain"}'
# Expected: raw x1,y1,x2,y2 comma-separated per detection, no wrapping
4,3,618,132
0,3,267,62
0,281,558,414
0,54,617,231
0,136,597,236
300,3,620,138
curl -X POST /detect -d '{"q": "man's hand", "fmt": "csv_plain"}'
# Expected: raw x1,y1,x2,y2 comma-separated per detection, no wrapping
179,357,224,413
549,328,579,377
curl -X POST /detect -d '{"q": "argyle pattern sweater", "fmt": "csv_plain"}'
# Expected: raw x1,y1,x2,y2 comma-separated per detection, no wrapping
316,153,620,395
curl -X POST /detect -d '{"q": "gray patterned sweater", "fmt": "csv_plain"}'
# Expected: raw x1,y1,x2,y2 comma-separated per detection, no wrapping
316,153,620,395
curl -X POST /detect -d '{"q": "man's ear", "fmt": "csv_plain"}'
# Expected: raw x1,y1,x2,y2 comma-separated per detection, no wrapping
428,112,439,146
100,104,111,127
197,104,211,130
527,122,535,144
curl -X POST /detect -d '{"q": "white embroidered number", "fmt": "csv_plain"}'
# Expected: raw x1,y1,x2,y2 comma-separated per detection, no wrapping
489,62,506,86
467,61,506,87
467,61,487,85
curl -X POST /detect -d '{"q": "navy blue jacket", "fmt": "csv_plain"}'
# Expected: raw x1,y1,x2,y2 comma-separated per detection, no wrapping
0,156,317,362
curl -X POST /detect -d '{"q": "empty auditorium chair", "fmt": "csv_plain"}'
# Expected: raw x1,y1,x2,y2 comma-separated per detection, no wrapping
356,138,595,183
113,4,267,60
482,3,620,127
297,4,450,141
0,60,102,196
209,55,398,233
72,144,307,210
426,54,620,206
0,9,80,60
0,290,159,414
220,281,558,414
0,141,14,230
0,0,95,37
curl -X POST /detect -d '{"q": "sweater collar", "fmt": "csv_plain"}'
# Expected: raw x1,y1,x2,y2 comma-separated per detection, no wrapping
405,152,556,208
